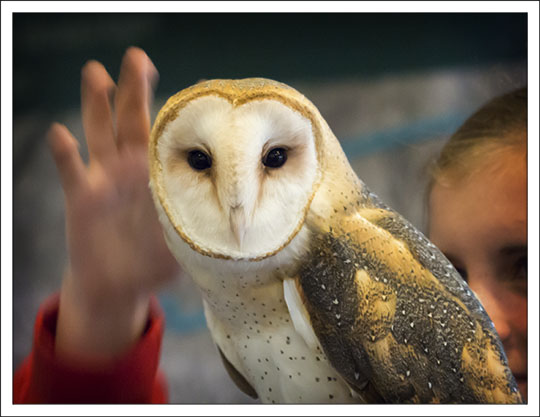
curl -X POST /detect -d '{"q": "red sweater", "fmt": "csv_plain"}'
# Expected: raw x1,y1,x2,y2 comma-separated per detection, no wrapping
13,294,168,404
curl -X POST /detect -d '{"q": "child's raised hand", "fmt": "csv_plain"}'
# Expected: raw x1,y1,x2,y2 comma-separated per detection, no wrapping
48,47,180,362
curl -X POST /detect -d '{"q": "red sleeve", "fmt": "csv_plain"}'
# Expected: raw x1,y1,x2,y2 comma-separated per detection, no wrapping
13,294,168,404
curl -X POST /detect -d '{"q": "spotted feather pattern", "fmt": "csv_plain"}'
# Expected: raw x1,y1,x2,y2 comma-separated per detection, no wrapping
298,185,522,403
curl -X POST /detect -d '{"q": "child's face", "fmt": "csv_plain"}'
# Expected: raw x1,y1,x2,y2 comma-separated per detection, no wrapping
428,149,527,401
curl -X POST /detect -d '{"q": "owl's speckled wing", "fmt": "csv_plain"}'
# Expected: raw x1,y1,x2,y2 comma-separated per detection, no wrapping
295,191,523,404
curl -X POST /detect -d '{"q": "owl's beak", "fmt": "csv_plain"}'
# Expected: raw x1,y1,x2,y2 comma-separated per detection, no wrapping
229,206,247,249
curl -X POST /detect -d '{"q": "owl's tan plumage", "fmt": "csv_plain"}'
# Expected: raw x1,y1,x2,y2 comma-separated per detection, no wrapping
149,78,523,403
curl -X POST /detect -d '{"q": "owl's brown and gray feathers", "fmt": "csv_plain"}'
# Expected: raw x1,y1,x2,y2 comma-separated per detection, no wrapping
295,189,522,403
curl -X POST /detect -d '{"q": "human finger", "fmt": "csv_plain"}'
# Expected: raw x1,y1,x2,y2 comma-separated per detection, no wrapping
47,123,88,194
115,47,159,148
81,60,117,162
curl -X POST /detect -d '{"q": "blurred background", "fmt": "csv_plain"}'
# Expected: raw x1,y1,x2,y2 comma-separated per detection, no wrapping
13,12,527,403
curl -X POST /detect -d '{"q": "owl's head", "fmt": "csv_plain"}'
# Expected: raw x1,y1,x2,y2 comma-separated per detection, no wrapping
149,78,327,261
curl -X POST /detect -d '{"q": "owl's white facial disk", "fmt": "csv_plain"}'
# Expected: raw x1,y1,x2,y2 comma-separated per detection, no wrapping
156,96,318,260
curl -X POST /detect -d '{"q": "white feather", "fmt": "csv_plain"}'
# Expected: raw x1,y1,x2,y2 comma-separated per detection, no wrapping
283,278,320,351
155,96,318,260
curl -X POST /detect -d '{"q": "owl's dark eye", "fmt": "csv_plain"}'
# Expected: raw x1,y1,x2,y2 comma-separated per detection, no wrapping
188,150,212,170
263,148,287,168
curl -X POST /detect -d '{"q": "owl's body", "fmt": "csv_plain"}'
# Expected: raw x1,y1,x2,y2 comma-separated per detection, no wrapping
187,257,356,403
149,79,523,403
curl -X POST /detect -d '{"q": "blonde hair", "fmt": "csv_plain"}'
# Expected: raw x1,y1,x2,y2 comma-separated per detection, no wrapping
423,87,527,231
428,87,527,188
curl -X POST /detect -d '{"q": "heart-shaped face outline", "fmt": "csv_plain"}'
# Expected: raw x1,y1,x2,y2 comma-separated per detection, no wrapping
149,78,325,261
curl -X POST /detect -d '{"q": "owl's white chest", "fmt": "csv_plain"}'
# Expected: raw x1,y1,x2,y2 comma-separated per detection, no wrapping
191,265,356,404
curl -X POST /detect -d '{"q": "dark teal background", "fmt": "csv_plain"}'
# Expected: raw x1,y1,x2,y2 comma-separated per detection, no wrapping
14,13,527,116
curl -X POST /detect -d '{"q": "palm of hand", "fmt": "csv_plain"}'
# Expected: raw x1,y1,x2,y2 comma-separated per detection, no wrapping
67,146,179,298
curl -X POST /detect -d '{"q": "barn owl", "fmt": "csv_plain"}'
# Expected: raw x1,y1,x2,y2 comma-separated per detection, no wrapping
148,78,523,404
